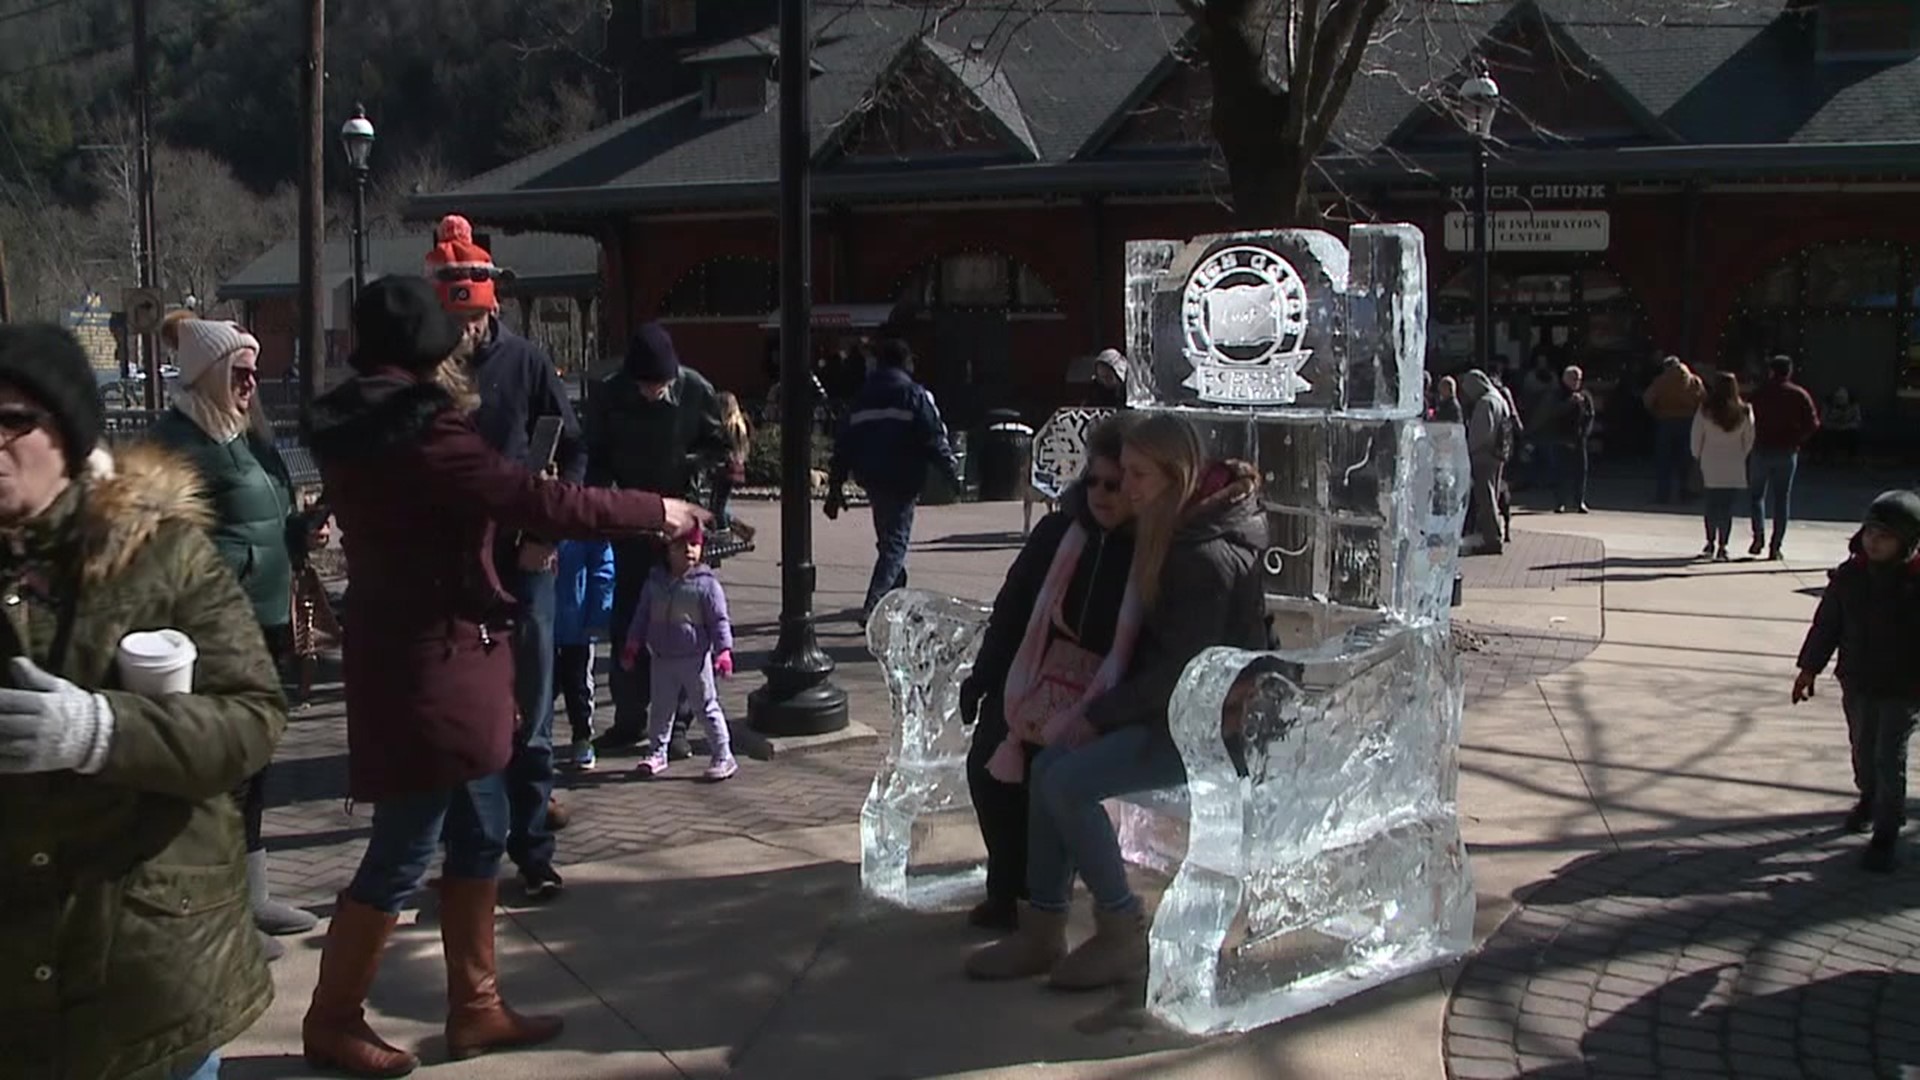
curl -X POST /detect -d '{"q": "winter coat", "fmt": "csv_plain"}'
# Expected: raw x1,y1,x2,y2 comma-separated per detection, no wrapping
970,482,1137,730
468,320,586,482
1691,407,1755,489
0,445,286,1080
1085,461,1268,734
553,539,615,647
627,564,732,661
584,366,729,498
145,409,304,630
1644,366,1706,421
309,370,665,802
829,366,960,500
1750,377,1821,454
1459,370,1515,461
1797,547,1920,696
1536,386,1595,446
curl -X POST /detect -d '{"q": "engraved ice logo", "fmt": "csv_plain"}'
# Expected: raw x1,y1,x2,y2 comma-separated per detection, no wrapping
1182,245,1314,405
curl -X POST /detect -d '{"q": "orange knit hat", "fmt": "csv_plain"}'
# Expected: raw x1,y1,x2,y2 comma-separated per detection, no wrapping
424,214,500,313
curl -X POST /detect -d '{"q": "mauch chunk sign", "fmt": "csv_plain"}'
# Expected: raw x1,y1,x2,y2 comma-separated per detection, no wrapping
1181,246,1315,405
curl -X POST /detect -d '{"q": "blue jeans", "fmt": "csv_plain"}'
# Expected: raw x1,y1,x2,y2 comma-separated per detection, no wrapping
864,493,917,615
1027,726,1188,914
507,566,558,873
1654,418,1693,501
348,772,510,912
1843,692,1920,834
1703,488,1736,549
1747,450,1798,552
176,1052,220,1080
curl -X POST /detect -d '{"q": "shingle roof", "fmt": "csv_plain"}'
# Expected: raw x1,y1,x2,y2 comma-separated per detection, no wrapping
412,0,1920,221
218,231,598,301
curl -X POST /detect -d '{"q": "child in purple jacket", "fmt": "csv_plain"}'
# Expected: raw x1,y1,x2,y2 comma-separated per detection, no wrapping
620,524,738,781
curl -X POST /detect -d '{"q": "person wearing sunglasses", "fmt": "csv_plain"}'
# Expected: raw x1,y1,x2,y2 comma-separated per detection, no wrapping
0,323,287,1080
954,412,1143,934
148,310,329,960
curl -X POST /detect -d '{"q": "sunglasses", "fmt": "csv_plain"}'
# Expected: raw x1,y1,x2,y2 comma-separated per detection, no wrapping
433,266,503,283
0,407,48,437
231,367,259,385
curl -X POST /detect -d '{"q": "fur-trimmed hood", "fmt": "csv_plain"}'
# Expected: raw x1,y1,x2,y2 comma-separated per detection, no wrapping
72,443,214,584
308,371,457,463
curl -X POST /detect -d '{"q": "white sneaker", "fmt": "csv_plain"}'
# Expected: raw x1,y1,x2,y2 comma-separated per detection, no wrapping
703,755,739,783
571,740,597,771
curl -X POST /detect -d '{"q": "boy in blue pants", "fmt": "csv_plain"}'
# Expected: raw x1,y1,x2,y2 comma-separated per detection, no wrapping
556,538,617,770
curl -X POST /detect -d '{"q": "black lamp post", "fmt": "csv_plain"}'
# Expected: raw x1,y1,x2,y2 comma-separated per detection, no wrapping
748,0,849,736
339,105,375,304
1460,71,1501,375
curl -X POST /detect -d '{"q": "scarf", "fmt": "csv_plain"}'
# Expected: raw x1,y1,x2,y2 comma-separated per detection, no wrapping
985,521,1145,784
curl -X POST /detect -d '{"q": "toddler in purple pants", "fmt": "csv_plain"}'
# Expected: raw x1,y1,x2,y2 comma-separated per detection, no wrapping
620,524,739,781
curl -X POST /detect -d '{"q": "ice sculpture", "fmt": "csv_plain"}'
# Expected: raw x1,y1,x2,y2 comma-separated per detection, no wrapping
858,223,1473,1036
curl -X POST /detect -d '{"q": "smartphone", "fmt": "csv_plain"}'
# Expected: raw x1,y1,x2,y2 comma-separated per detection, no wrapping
528,416,564,475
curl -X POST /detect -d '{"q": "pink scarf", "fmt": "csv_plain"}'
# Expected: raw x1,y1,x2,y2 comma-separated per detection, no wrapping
986,522,1144,783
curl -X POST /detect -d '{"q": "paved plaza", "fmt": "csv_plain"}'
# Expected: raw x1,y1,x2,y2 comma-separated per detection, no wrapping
224,469,1917,1078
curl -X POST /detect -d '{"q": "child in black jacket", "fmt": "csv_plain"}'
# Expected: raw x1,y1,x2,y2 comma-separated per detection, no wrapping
1794,489,1920,872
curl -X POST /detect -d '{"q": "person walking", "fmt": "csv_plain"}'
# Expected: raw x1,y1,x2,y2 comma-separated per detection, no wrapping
1793,490,1920,872
1747,354,1820,561
584,323,729,759
1540,364,1595,514
426,217,586,901
1458,368,1513,555
1644,356,1706,503
147,311,327,959
299,276,706,1076
1691,371,1755,562
0,323,286,1080
825,336,961,623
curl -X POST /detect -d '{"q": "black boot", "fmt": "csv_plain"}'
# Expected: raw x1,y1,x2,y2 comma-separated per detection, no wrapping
1863,826,1899,873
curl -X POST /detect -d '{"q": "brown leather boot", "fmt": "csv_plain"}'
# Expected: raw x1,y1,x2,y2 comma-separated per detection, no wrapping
440,877,564,1059
301,895,420,1077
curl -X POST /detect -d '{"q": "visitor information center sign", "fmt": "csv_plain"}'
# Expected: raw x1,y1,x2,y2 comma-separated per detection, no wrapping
1442,209,1610,253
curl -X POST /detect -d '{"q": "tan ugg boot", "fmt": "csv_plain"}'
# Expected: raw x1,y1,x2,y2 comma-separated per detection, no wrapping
1048,906,1148,991
963,904,1068,981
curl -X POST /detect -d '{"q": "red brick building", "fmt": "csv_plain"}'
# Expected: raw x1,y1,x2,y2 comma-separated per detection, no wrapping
413,0,1920,446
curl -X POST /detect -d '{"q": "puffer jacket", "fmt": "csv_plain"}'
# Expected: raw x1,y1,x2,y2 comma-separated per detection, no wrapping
0,445,287,1080
1085,460,1268,733
146,409,302,630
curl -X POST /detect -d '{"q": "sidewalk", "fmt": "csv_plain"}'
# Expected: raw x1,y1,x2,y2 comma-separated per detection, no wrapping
225,498,1895,1078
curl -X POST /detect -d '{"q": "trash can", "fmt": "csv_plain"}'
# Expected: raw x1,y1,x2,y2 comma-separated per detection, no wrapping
978,411,1034,502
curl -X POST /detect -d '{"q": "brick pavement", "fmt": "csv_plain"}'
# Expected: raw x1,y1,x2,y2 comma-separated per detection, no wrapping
1443,818,1920,1079
1459,529,1607,592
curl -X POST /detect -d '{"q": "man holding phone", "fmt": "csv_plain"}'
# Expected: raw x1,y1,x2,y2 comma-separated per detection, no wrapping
428,216,583,901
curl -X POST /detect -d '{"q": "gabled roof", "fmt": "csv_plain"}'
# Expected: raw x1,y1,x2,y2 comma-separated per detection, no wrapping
411,0,1920,224
218,231,598,302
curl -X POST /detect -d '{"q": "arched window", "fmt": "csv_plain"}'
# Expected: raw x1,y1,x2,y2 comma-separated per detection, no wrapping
658,256,778,318
894,252,1061,316
1721,241,1919,420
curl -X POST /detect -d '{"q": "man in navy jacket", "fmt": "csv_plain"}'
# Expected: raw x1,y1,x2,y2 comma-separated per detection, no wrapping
827,337,960,622
429,216,582,901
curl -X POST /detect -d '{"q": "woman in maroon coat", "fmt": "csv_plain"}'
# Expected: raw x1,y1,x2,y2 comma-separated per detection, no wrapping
300,276,708,1076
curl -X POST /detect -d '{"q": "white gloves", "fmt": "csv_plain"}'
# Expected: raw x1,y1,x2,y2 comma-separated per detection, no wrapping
0,658,115,775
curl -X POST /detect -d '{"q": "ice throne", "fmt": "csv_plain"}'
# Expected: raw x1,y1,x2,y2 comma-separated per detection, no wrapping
860,224,1474,1035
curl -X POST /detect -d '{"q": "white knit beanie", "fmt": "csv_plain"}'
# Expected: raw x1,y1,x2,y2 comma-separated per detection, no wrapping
168,317,260,389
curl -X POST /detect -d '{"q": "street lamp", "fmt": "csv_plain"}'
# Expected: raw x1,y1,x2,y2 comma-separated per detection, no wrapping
748,0,849,737
1460,70,1500,376
338,105,375,302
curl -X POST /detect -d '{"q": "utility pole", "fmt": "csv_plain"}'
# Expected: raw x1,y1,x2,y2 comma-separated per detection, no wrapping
297,0,325,438
132,0,159,408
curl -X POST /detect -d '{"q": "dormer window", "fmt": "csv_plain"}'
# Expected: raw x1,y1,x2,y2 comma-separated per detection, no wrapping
1819,0,1919,60
703,63,769,117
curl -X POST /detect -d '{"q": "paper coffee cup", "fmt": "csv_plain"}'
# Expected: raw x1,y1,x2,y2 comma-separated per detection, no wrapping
117,629,198,696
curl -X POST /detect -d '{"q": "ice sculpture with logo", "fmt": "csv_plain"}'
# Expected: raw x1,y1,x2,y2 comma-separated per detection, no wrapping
861,223,1473,1035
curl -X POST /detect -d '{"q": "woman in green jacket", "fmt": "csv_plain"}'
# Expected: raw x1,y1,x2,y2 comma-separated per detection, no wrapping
148,311,324,951
0,323,286,1080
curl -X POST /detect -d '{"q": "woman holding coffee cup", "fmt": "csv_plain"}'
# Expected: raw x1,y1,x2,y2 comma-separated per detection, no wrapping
300,275,709,1075
149,309,329,955
0,323,287,1080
